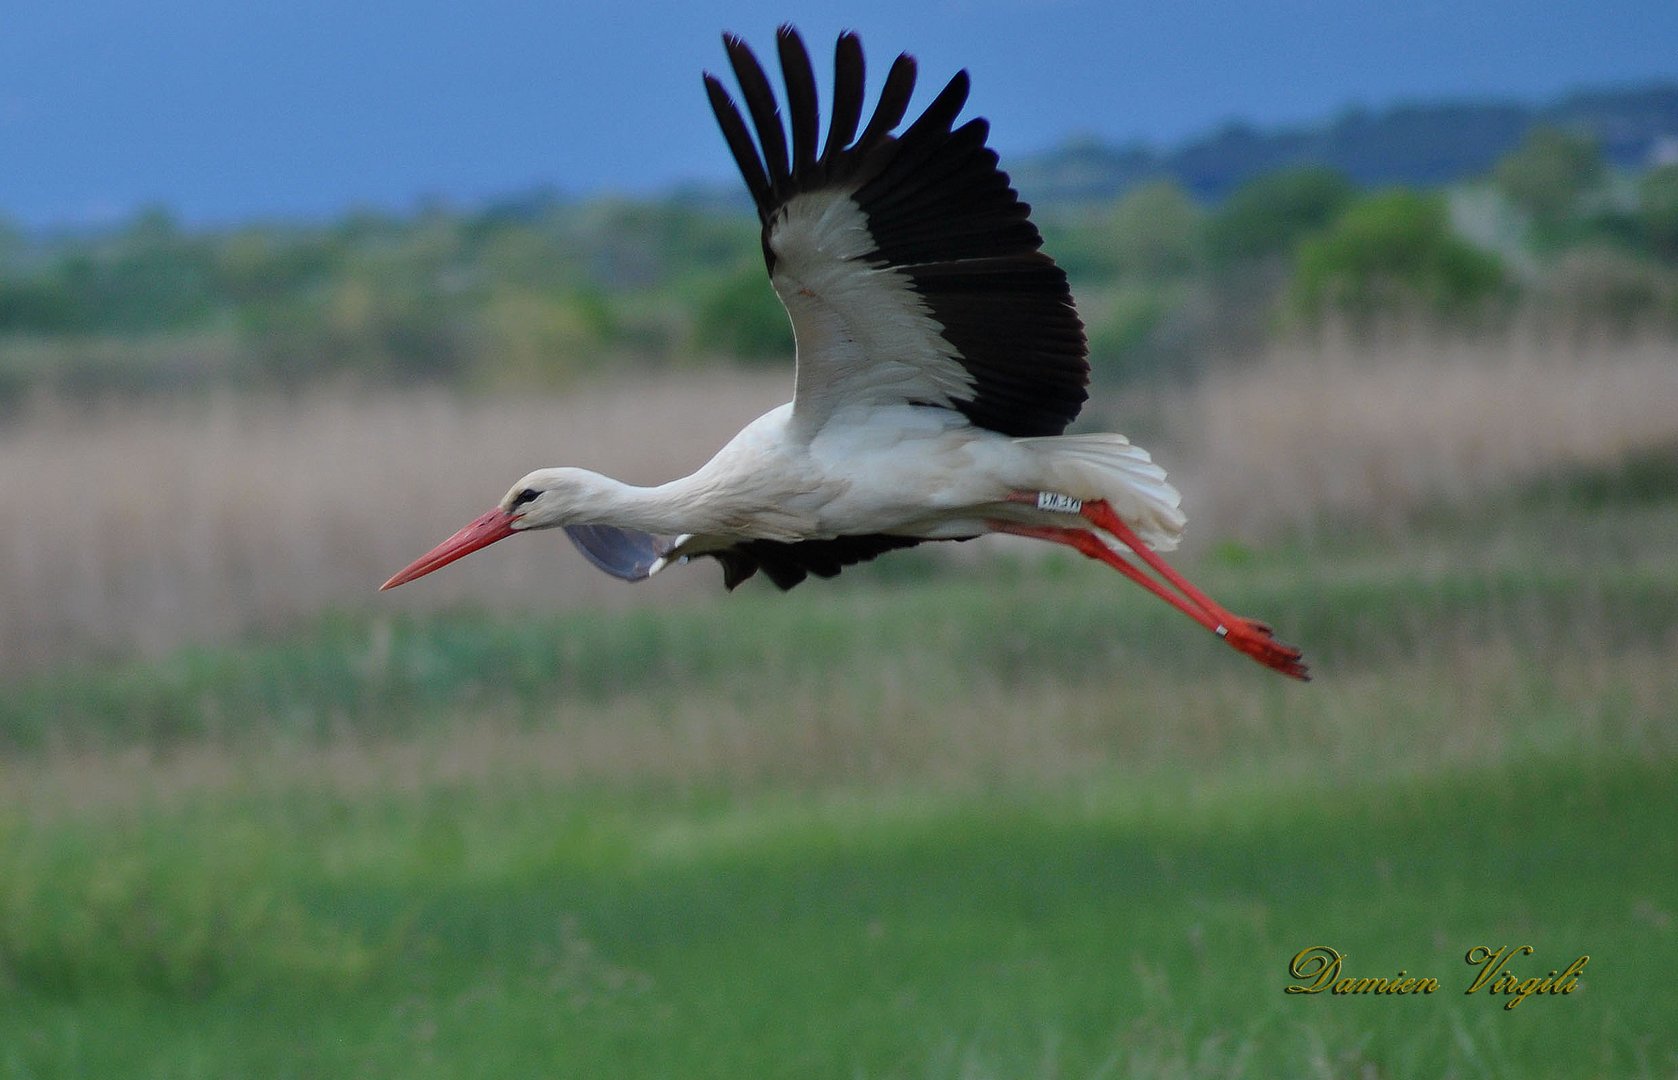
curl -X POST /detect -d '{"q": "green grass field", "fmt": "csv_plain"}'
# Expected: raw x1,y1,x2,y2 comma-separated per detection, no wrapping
3,475,1675,1078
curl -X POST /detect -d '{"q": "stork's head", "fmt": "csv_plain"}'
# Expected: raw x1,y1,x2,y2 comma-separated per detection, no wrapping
379,467,611,590
498,467,629,530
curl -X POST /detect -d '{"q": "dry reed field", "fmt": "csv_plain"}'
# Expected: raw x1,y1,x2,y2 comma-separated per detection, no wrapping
3,329,1676,676
1171,325,1678,537
0,371,785,673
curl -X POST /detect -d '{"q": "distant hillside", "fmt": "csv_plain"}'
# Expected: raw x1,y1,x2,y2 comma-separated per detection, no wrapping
1011,82,1678,204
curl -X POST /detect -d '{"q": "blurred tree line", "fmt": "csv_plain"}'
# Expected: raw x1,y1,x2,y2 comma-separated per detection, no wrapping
1045,127,1678,383
3,125,1677,403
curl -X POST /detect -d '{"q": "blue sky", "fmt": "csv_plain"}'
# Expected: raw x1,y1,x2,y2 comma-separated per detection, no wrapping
3,0,1675,227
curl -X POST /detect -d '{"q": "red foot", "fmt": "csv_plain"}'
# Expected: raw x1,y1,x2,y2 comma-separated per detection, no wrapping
1218,617,1310,682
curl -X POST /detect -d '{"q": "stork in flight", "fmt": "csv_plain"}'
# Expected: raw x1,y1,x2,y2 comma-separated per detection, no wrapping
382,27,1308,680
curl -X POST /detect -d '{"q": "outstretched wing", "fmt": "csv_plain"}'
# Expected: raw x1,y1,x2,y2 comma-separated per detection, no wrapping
704,26,1088,438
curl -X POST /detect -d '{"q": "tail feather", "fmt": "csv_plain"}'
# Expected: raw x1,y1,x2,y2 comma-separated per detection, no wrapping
1020,433,1186,551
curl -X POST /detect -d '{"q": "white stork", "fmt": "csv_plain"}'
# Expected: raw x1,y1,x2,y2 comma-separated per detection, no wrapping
382,27,1308,680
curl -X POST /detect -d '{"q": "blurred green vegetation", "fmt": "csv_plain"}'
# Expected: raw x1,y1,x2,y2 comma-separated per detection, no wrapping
1203,165,1357,268
690,261,794,362
1290,189,1507,319
1492,127,1608,238
6,135,1678,405
3,756,1670,1078
1639,164,1678,262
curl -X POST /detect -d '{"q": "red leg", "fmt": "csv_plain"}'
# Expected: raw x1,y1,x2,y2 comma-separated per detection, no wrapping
990,521,1224,633
992,498,1309,681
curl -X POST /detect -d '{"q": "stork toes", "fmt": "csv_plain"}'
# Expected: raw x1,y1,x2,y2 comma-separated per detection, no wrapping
1218,617,1310,680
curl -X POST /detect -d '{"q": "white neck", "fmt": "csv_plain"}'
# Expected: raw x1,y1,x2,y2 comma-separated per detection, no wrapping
521,466,802,538
578,472,725,534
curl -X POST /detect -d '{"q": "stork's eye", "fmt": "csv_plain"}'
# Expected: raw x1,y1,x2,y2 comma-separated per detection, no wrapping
510,488,540,509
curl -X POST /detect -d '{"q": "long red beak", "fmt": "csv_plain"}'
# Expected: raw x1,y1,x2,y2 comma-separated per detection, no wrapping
380,507,520,591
